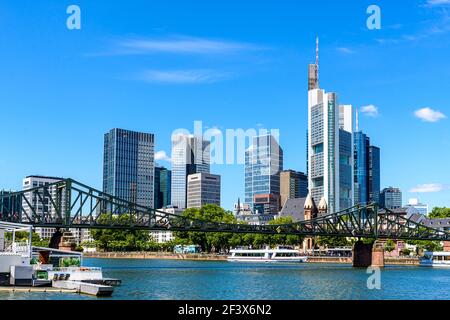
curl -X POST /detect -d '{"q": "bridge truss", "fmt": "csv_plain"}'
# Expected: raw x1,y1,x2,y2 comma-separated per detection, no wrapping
0,179,449,241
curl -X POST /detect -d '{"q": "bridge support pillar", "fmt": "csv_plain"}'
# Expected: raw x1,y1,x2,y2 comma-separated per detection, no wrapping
371,241,385,268
444,241,450,252
49,229,63,249
352,240,385,268
352,241,373,268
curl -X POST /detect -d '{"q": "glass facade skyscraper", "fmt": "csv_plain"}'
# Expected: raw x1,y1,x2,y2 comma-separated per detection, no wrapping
354,131,370,205
369,145,380,205
171,133,210,209
339,129,353,210
308,88,354,214
353,131,380,205
245,135,283,213
103,128,155,208
154,166,172,209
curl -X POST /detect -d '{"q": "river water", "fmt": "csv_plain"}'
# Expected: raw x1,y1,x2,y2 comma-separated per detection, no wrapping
1,258,450,300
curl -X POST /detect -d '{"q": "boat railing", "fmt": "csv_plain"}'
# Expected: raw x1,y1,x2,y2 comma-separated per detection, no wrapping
3,241,31,255
51,267,102,272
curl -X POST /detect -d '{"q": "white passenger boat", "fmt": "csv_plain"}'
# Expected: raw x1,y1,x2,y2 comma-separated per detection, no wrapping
420,251,450,268
227,246,307,263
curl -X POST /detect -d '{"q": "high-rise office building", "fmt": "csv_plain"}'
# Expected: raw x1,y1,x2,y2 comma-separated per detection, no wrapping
280,170,308,207
245,135,283,214
353,131,381,205
103,128,155,208
368,145,381,204
380,187,402,210
354,131,370,205
187,173,221,208
307,72,353,213
171,133,210,209
154,166,172,209
22,175,65,240
339,128,354,210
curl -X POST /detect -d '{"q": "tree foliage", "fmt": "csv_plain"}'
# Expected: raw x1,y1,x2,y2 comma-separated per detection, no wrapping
174,206,304,252
429,207,450,219
91,213,151,251
384,239,396,253
316,236,352,248
5,231,49,247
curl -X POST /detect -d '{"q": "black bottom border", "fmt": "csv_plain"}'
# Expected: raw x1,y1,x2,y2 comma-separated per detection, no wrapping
1,300,449,318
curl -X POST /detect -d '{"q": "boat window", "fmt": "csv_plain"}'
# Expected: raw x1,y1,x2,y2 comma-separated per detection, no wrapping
235,252,264,257
445,256,450,261
276,252,299,257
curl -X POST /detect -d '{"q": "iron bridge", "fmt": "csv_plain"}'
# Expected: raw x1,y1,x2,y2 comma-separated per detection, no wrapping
0,179,449,241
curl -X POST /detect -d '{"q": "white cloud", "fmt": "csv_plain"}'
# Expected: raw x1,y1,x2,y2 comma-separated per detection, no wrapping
336,47,355,54
410,183,446,193
137,69,233,84
360,105,379,117
414,107,447,122
427,0,450,6
376,8,450,44
111,35,264,55
155,151,171,162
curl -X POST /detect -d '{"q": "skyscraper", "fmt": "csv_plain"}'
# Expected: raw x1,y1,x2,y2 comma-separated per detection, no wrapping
280,170,308,207
154,166,172,209
171,133,210,209
103,128,155,208
380,187,402,210
245,134,283,214
307,40,354,214
187,173,221,208
368,145,380,204
354,131,370,205
353,131,381,205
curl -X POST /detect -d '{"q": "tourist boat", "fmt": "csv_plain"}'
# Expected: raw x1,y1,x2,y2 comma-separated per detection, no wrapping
419,251,450,268
227,246,307,263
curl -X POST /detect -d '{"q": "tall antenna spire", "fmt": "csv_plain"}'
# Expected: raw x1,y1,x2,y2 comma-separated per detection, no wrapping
315,36,319,88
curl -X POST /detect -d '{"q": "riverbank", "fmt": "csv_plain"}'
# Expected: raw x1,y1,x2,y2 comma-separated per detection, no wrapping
84,252,420,265
84,252,227,261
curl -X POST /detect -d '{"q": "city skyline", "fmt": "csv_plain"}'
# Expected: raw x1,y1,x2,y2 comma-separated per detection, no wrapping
1,0,450,211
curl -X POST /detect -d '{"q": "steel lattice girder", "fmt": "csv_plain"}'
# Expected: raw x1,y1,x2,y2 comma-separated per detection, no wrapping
1,178,450,241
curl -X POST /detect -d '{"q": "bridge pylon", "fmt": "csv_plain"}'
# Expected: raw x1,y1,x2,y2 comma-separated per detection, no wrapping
352,240,385,268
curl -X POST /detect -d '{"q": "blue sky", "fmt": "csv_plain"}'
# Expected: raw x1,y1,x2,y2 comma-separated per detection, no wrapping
1,0,449,211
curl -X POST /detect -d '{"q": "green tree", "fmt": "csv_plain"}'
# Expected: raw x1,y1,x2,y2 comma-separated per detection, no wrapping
91,213,150,251
407,240,443,255
174,206,305,252
174,205,239,252
316,236,352,248
267,217,304,248
384,239,396,253
429,207,450,219
400,248,412,256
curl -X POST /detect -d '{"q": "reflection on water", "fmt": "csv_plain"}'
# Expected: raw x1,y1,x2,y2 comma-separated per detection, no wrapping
1,258,450,300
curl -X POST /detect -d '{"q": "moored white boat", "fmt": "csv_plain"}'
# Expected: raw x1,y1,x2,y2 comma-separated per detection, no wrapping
419,251,450,268
227,246,307,263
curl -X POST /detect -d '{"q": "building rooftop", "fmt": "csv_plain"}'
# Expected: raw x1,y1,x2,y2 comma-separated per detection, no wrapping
25,175,65,181
279,198,306,222
423,218,450,228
